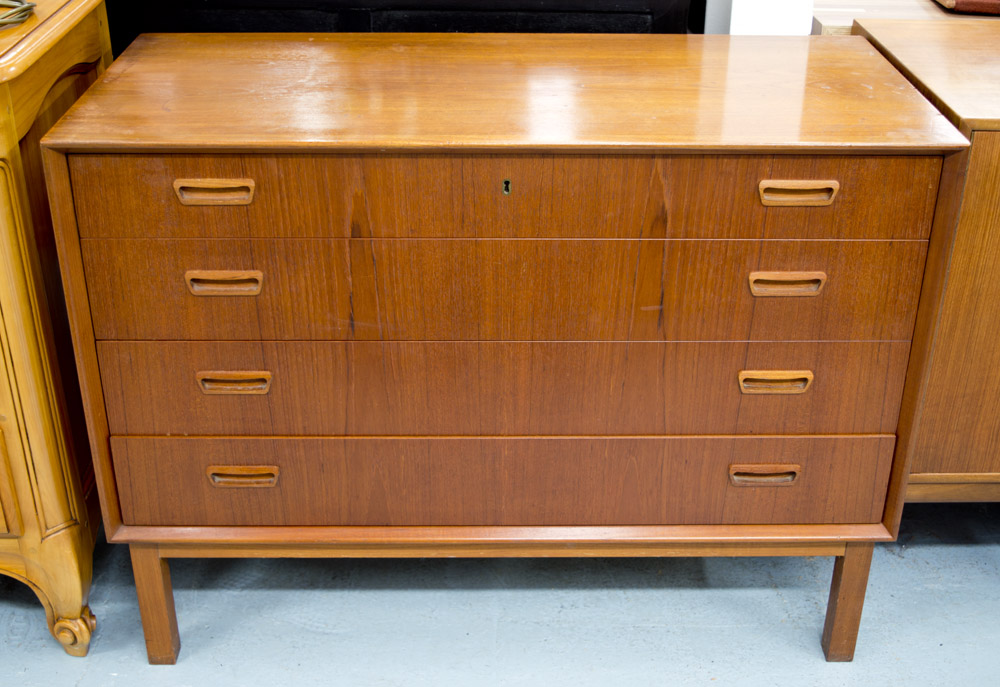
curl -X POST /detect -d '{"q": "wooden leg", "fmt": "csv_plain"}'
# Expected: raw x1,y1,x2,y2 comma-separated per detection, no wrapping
821,542,874,662
130,544,180,664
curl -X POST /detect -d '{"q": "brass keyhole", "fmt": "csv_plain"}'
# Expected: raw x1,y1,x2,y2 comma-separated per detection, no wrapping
503,179,511,195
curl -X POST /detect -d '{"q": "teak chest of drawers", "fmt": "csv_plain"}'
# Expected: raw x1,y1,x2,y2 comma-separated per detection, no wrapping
41,33,967,663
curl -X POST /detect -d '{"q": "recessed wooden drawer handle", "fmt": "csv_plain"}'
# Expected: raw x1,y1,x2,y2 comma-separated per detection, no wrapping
206,465,279,488
758,180,839,206
197,370,272,395
173,178,255,205
749,271,826,297
729,464,801,486
738,370,814,394
185,270,263,296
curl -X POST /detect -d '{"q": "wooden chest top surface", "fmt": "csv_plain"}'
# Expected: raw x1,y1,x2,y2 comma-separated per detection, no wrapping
42,32,966,153
855,19,1000,133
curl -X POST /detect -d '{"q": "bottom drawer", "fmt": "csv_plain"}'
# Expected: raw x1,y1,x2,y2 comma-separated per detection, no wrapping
112,436,894,527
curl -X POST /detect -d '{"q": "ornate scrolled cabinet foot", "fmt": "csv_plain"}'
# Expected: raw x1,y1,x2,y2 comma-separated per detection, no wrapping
53,607,97,657
0,0,112,656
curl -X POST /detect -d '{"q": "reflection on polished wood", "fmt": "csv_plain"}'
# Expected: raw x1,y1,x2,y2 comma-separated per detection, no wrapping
40,33,966,153
854,19,1000,136
42,33,965,662
813,0,960,36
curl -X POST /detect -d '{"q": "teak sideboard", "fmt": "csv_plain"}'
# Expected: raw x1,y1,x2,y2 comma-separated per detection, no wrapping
854,19,1000,503
40,33,967,664
0,0,111,657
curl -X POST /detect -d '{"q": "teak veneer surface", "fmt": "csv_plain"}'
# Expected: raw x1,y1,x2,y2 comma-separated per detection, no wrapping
854,19,1000,135
39,33,966,153
110,436,895,528
910,132,1000,475
856,20,1000,499
69,154,941,240
40,31,966,662
97,341,910,436
81,238,927,342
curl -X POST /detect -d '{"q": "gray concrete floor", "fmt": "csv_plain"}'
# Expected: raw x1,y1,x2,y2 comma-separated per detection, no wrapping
2,503,999,686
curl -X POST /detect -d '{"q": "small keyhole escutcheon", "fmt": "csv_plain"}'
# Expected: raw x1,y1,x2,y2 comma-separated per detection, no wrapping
503,179,511,195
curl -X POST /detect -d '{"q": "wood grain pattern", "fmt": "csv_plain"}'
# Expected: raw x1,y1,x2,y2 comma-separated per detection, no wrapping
69,153,941,240
129,544,179,665
81,238,927,341
906,482,1000,502
39,30,960,663
97,341,911,436
0,0,111,658
154,541,853,558
632,239,926,342
110,436,896,528
114,523,894,548
881,149,969,528
71,154,251,239
42,147,122,536
0,428,18,535
858,22,1000,505
908,472,1000,484
81,238,363,341
763,156,940,239
909,134,1000,476
39,34,966,153
854,19,1000,134
822,542,874,662
0,1,104,78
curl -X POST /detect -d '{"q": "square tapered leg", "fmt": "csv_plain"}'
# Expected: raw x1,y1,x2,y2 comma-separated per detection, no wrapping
822,542,874,661
130,544,180,664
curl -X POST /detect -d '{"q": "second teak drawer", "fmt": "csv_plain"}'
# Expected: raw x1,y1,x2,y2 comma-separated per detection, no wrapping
82,238,926,341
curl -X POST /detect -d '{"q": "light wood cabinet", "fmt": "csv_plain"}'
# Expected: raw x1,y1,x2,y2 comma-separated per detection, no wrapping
0,0,112,657
855,19,1000,502
42,33,966,664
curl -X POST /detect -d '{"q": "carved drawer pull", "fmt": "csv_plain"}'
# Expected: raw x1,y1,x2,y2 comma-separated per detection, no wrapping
197,371,272,395
738,370,814,394
206,465,279,488
758,180,840,206
185,270,263,296
729,464,801,486
749,271,827,297
173,178,255,205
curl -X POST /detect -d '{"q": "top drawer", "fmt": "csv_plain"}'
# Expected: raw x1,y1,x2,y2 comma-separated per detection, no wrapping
69,154,940,240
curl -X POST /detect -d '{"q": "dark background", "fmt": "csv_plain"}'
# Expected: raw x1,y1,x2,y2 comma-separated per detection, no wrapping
105,1,705,56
